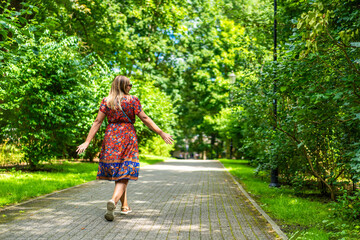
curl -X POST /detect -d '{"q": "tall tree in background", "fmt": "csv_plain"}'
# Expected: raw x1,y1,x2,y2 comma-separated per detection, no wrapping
1,0,360,202
0,0,178,166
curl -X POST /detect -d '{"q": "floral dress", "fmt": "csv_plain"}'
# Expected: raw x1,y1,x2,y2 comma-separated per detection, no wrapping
96,95,142,181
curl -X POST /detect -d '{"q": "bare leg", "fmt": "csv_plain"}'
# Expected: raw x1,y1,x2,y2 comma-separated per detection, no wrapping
119,189,129,208
104,179,129,221
111,179,128,204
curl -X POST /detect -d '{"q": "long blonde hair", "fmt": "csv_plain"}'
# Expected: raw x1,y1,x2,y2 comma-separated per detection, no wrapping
106,75,130,110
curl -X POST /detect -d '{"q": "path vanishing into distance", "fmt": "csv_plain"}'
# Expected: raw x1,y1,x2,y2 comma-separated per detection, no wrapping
0,159,287,240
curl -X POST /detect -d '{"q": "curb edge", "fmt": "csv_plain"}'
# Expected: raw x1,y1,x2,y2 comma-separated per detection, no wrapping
218,160,288,240
0,180,98,213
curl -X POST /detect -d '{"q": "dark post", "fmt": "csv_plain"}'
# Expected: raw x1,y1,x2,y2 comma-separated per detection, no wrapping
228,72,235,160
269,0,280,188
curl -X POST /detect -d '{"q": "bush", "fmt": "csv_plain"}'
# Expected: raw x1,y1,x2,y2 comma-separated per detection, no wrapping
331,188,360,221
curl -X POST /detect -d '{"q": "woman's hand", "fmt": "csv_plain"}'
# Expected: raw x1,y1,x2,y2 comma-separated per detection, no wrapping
76,142,90,154
160,132,174,145
76,110,105,155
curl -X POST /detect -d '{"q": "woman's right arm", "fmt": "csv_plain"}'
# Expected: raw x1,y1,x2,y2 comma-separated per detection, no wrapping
76,110,106,154
137,110,174,145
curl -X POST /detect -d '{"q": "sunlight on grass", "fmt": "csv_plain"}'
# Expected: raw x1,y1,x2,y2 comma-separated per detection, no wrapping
0,155,168,208
0,162,98,208
219,159,333,238
139,154,172,167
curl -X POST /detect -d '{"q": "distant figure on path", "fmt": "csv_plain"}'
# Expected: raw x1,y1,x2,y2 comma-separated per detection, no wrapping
76,75,174,221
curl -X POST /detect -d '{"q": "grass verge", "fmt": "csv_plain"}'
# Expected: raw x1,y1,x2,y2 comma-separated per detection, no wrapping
139,154,170,166
0,155,168,209
219,159,360,240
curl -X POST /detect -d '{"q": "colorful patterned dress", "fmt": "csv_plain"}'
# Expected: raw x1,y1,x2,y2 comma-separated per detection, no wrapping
96,95,142,181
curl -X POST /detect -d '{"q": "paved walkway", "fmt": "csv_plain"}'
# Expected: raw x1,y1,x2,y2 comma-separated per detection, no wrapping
0,160,286,239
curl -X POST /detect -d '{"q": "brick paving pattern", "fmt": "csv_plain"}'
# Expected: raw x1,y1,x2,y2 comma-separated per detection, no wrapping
0,160,283,239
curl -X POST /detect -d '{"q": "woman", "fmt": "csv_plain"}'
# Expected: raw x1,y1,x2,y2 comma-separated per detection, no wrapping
76,75,174,221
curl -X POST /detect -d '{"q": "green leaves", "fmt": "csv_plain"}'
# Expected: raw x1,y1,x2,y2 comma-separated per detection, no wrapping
220,0,360,203
0,8,103,165
1,0,359,192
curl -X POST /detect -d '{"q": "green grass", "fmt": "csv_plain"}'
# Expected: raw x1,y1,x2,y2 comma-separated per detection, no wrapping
0,155,168,208
139,154,171,166
0,161,98,208
219,159,360,240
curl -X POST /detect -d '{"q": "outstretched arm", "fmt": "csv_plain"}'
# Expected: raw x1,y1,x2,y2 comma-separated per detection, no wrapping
137,110,174,145
76,110,106,154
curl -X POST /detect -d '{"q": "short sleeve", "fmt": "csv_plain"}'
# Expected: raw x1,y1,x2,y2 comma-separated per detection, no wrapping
133,96,142,115
99,98,107,114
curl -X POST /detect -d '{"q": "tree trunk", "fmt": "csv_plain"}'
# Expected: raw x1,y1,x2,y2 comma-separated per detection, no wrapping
210,134,215,159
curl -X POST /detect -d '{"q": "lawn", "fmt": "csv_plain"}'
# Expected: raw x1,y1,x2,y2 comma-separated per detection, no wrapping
0,155,167,208
219,159,360,240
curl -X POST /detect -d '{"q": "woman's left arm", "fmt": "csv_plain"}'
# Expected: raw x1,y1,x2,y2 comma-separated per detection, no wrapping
76,110,106,154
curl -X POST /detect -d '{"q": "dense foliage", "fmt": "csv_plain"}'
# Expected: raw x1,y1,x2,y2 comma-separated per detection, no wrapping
227,0,360,201
1,0,360,236
0,0,177,166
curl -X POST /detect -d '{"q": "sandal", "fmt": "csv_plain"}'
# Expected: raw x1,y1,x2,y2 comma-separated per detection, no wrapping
120,206,132,215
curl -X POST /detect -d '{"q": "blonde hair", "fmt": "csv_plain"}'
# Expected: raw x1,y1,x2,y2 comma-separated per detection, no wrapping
106,75,130,110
